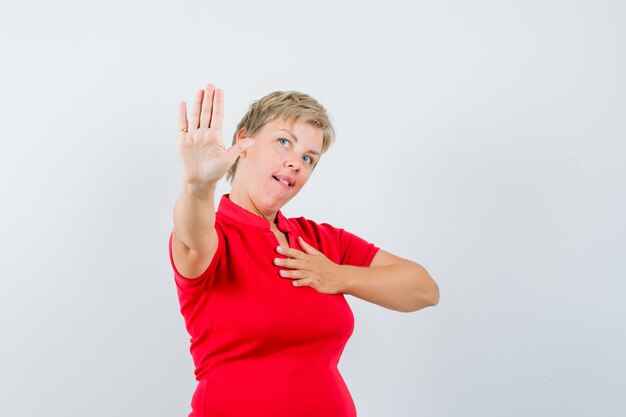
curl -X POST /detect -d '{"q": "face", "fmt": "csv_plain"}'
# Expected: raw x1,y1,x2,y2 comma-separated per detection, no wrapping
231,119,324,218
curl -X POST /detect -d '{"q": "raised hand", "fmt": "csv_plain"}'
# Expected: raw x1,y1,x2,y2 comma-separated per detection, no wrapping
177,84,254,185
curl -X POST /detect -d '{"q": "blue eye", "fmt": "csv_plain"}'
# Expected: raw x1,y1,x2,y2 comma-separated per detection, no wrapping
278,138,290,147
303,155,312,164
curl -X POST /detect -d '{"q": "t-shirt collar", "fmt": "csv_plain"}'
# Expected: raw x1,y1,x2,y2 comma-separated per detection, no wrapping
218,194,291,233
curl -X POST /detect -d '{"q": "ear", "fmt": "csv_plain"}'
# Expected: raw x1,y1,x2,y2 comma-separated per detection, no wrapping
235,128,248,140
235,128,250,157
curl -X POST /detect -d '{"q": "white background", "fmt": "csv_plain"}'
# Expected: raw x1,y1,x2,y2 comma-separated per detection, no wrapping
1,0,624,416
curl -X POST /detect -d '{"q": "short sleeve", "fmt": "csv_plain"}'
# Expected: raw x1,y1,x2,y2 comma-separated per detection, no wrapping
168,224,225,292
337,227,380,267
288,216,380,268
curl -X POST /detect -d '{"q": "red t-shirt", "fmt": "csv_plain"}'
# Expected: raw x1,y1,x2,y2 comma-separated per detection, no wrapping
168,194,379,417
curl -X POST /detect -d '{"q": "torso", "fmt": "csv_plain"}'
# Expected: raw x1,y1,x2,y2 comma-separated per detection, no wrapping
170,194,381,417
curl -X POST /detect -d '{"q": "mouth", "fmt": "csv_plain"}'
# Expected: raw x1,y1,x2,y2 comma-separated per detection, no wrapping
273,176,292,189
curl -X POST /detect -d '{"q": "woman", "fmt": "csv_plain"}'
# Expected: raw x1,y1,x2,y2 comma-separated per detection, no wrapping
169,83,439,417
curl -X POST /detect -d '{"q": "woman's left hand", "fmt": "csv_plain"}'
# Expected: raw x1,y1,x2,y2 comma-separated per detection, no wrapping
274,236,346,294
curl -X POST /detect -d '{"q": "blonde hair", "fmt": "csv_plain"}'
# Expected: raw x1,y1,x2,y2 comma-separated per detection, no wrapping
226,91,335,183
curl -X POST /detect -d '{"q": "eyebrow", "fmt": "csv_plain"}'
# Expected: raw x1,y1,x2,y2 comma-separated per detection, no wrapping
278,129,321,156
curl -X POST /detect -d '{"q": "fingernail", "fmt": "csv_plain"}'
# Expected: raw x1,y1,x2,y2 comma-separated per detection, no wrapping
274,258,282,265
276,246,283,253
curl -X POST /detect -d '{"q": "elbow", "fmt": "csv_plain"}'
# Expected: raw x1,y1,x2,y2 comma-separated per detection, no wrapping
413,284,439,311
429,281,440,306
423,264,439,307
412,265,440,311
405,287,438,313
400,291,438,313
390,262,440,313
425,270,440,307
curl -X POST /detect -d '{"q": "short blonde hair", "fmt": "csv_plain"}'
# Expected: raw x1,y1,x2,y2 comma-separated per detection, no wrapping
227,91,335,183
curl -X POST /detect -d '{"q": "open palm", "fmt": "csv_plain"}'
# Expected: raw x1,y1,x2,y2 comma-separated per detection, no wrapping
177,84,254,184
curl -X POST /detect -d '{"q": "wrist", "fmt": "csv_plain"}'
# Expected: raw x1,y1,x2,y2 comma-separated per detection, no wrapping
339,265,356,295
183,181,217,199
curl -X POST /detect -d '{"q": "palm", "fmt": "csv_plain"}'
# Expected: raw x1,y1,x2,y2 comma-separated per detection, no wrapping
177,85,252,184
178,127,229,184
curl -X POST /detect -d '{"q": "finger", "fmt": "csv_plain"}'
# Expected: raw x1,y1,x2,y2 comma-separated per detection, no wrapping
225,138,255,167
189,89,204,130
210,88,224,130
178,102,188,135
291,278,312,287
279,269,307,279
274,257,306,270
199,84,215,129
297,236,321,255
276,245,306,260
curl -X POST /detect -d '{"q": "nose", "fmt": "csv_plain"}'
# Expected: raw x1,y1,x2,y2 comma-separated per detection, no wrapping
285,155,301,170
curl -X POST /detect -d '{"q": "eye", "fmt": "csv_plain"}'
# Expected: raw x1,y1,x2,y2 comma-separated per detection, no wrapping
303,155,313,164
278,138,290,147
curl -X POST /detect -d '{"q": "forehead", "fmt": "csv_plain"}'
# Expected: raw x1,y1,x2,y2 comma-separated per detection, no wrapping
261,119,324,150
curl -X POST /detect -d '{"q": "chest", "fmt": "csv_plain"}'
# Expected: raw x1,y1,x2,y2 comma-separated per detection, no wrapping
208,228,353,347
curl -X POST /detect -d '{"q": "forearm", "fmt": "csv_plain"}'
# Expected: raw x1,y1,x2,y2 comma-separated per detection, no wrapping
172,181,218,252
342,261,439,312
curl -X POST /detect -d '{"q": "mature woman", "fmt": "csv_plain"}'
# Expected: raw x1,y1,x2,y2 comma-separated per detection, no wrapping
169,83,439,417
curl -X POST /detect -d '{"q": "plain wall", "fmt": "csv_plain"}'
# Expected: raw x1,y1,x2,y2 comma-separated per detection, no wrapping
1,0,624,416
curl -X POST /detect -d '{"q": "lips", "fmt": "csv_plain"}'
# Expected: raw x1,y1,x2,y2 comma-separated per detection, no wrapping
273,175,294,188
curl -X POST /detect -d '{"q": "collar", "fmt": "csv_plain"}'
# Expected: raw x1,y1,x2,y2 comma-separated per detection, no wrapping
217,194,292,233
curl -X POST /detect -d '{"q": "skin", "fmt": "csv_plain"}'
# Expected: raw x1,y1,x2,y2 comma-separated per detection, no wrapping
173,83,440,312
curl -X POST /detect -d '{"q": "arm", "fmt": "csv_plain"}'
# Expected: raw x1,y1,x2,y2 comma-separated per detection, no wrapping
171,84,254,279
171,182,219,279
275,237,439,313
342,249,439,312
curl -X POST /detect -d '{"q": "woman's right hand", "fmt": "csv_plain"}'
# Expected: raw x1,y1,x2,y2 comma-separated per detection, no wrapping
177,84,255,185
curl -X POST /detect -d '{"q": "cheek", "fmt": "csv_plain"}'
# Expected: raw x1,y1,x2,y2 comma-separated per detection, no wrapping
297,170,313,185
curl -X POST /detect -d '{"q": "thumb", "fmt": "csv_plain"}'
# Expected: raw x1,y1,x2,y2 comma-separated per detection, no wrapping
237,138,255,150
226,138,255,166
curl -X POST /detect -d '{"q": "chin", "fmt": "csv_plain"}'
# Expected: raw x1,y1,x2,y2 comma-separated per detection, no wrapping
265,192,295,211
260,188,299,213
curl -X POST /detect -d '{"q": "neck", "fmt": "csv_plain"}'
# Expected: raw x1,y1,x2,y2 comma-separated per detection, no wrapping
228,187,278,224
